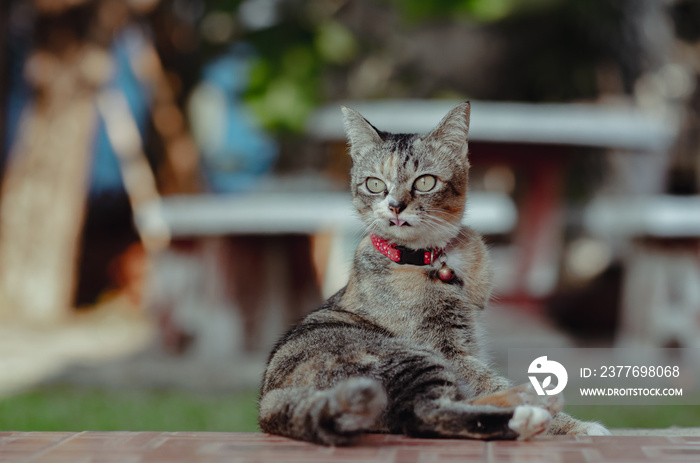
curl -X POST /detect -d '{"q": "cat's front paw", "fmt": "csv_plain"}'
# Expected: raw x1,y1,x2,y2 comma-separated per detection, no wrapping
508,406,551,440
333,377,387,434
567,420,610,436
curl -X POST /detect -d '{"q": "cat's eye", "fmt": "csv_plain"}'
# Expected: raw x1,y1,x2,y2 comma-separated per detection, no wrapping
365,177,386,194
414,175,437,192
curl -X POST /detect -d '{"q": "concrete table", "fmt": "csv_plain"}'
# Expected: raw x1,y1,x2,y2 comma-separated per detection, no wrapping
134,186,517,357
584,195,700,349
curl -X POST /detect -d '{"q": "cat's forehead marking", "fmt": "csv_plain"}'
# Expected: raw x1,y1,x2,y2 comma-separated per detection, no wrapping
379,134,422,180
381,154,397,175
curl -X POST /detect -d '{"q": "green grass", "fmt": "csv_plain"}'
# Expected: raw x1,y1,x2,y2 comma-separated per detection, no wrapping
2,386,699,432
566,404,700,429
0,386,260,432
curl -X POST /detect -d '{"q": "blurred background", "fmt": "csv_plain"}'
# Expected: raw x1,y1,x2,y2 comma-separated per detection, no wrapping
1,0,700,432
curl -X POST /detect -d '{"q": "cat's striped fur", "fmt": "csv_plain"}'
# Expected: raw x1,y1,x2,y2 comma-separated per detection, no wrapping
259,102,608,444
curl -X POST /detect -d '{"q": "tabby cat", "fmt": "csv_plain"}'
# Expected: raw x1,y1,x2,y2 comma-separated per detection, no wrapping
259,102,608,444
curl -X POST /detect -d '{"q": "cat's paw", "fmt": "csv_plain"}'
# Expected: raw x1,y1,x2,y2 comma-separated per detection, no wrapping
508,406,551,440
567,420,610,436
333,377,387,433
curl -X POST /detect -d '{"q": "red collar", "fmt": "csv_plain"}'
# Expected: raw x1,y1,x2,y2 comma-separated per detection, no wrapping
370,234,444,266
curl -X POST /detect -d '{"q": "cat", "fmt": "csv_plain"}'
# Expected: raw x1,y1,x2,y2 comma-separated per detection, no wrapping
259,101,609,444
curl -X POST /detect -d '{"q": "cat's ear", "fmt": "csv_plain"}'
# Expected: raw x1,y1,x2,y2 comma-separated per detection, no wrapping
341,106,383,156
426,101,470,158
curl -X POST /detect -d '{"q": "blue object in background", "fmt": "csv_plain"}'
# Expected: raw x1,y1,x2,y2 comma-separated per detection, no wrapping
2,27,31,170
90,27,152,199
188,44,278,193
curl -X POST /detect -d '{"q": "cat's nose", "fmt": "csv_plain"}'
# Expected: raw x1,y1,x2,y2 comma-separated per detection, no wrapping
388,200,406,215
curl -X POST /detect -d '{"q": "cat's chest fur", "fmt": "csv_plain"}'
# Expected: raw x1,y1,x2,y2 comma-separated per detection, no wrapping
340,227,491,356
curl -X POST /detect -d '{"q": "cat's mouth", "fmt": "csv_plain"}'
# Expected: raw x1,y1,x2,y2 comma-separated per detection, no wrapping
389,218,411,227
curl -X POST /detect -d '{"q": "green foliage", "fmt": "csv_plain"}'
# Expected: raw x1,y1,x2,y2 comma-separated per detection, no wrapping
315,20,358,65
0,387,260,432
246,44,322,132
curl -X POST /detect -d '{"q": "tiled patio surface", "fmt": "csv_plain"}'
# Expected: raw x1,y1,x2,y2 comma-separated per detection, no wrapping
2,432,700,463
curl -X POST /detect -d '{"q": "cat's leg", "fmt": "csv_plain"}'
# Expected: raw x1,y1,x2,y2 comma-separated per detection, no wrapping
382,354,551,440
259,377,387,445
461,364,608,437
469,382,608,436
452,355,564,414
547,411,610,436
392,384,552,440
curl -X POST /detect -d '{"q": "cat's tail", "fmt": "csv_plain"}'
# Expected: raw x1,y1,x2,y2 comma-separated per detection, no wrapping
259,377,387,445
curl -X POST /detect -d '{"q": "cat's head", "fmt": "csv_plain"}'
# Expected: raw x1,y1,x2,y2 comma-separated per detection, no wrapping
342,102,470,249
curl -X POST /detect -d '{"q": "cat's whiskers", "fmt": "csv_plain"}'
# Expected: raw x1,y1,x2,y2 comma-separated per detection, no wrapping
424,214,460,234
418,218,458,248
349,205,382,238
361,217,382,238
421,209,462,240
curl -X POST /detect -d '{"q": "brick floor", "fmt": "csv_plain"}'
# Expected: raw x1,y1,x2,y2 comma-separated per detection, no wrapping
2,432,700,463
